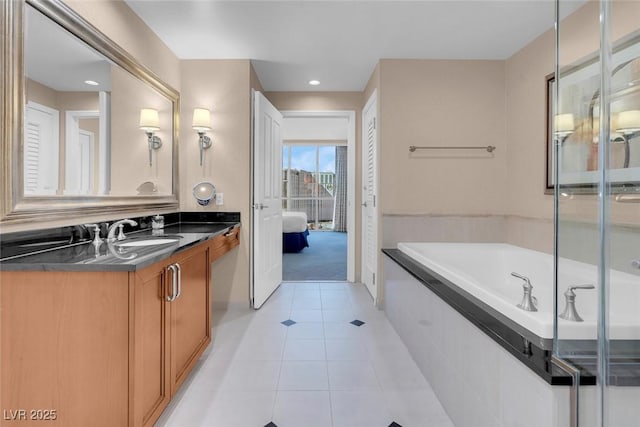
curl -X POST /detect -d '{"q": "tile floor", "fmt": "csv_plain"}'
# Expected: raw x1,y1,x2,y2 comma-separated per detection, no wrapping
155,282,454,427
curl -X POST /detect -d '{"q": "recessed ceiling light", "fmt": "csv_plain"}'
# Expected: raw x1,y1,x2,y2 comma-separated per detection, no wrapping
84,80,99,86
308,80,320,86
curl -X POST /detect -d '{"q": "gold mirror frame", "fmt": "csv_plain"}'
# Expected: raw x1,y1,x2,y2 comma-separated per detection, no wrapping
1,0,180,224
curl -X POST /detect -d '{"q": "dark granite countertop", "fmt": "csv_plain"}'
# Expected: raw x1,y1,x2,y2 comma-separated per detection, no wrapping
0,212,240,272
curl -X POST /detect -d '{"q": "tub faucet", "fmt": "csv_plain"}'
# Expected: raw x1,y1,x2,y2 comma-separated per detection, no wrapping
559,285,594,322
107,219,138,242
511,272,538,312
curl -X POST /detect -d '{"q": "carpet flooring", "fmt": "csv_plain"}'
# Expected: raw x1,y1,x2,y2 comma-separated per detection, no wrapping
283,231,347,281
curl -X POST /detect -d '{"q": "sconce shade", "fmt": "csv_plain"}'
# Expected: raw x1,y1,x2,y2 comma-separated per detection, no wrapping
192,108,212,132
139,108,160,131
554,114,575,134
616,110,640,134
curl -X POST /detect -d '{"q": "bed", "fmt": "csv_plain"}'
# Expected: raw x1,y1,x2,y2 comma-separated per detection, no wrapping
282,211,309,253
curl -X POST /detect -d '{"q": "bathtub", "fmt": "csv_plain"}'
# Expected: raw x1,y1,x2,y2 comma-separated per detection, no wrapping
383,244,640,427
397,242,640,341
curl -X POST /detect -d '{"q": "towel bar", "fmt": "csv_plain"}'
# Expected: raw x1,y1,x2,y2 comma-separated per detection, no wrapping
409,145,496,153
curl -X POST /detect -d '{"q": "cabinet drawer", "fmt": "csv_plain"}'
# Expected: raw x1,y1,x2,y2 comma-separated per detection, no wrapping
210,226,240,261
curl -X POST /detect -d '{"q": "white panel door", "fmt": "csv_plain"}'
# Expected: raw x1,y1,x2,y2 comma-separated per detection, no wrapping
64,110,99,195
361,91,378,301
252,91,283,309
78,130,95,195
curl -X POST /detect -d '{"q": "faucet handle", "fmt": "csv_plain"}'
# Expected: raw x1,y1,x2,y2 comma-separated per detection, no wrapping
565,284,595,296
117,224,126,241
560,285,594,322
511,272,532,288
83,223,102,245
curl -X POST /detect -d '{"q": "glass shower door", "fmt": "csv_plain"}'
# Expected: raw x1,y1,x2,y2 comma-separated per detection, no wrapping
554,1,640,425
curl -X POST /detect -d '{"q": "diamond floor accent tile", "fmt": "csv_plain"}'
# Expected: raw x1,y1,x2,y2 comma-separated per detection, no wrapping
350,319,365,327
389,422,402,427
281,319,297,327
264,422,278,427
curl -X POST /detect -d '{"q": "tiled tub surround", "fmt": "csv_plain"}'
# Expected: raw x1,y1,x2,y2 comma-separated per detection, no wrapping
383,248,640,427
0,211,240,270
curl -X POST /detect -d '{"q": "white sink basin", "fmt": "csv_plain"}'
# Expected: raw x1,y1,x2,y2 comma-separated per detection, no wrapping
115,238,180,247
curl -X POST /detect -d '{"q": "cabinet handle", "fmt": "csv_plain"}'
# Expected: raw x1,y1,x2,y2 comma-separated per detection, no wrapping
223,230,235,237
175,263,182,299
166,264,178,302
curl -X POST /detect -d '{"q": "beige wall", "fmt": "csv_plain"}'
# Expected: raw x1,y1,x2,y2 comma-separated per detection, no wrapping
180,59,255,306
504,22,555,227
377,59,508,216
26,79,57,107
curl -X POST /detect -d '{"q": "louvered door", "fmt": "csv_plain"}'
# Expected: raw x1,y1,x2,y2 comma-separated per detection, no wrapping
361,92,378,300
24,102,59,195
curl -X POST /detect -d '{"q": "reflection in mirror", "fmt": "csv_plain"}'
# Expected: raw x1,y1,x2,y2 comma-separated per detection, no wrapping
556,32,640,191
1,0,180,223
24,4,111,196
23,1,174,198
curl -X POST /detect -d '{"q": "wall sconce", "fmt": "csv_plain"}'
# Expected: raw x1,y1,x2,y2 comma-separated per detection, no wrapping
554,113,575,143
614,110,640,168
139,108,162,166
192,108,212,166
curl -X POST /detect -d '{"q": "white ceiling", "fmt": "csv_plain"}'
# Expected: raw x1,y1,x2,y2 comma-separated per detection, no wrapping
125,0,586,92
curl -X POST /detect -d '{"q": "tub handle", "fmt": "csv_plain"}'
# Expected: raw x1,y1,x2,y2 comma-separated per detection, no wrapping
559,285,595,322
511,272,537,312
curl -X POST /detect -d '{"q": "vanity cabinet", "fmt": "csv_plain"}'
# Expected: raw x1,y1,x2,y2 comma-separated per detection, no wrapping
0,226,240,427
210,225,241,261
133,243,211,427
1,271,131,427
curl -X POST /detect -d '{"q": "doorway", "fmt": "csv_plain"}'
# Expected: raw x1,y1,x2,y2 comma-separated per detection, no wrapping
280,111,356,282
282,142,348,281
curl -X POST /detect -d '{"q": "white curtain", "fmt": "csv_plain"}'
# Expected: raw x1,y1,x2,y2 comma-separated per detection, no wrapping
333,146,348,232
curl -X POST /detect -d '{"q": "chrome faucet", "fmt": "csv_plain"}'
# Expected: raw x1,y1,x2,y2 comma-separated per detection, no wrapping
511,272,538,312
559,285,594,322
107,219,138,242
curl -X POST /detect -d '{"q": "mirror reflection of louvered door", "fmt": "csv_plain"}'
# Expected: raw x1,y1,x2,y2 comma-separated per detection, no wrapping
361,91,378,301
24,101,59,195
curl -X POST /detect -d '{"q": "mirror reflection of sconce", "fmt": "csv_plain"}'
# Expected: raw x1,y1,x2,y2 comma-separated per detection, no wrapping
615,110,640,168
139,108,162,166
193,182,216,206
192,108,213,166
554,113,575,143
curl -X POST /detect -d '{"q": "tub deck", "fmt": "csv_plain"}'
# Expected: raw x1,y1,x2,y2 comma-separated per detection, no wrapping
383,248,640,386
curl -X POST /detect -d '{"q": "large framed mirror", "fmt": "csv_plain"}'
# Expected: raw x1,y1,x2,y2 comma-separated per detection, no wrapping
1,0,179,224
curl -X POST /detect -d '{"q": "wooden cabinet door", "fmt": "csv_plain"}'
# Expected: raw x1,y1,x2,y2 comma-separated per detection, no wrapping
0,271,130,427
169,245,211,394
132,263,171,427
